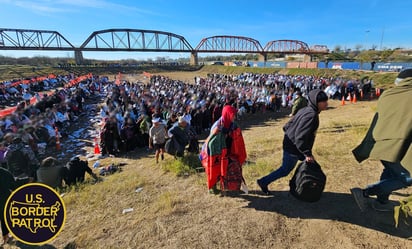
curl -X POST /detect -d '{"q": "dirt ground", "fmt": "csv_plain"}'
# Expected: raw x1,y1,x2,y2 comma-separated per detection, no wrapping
3,71,411,249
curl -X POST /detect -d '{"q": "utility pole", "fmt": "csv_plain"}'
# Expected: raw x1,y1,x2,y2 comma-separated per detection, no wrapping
365,30,370,50
380,27,385,50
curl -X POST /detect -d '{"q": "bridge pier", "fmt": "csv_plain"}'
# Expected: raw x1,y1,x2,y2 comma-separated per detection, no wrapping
304,54,312,62
190,52,198,66
258,53,267,64
75,49,84,64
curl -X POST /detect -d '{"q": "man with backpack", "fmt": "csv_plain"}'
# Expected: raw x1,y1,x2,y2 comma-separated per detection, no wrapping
256,89,328,195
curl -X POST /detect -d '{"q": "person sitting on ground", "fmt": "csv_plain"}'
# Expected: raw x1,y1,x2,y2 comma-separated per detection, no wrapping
166,113,178,130
100,115,121,156
0,142,7,169
62,156,99,186
36,157,65,189
4,135,39,186
120,117,138,152
21,124,39,156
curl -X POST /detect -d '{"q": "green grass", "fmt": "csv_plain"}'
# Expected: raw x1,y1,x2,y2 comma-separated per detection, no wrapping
162,153,202,176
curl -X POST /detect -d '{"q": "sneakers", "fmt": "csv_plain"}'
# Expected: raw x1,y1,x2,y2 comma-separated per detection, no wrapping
257,179,270,195
371,200,395,212
350,187,369,212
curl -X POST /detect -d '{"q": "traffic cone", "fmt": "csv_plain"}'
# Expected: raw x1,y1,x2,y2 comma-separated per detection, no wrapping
376,88,381,97
55,127,61,150
348,93,352,103
341,95,345,106
352,93,357,103
94,137,100,154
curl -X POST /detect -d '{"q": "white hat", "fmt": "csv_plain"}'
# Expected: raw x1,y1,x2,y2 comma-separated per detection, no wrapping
152,117,161,123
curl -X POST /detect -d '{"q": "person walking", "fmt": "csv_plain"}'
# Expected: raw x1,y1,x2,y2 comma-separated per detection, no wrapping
351,68,412,212
256,89,329,194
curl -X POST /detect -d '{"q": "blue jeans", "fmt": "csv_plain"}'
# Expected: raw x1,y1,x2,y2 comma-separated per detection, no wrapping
365,160,412,203
259,150,299,186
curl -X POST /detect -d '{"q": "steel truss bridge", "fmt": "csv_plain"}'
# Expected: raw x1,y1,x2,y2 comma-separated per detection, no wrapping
0,28,329,65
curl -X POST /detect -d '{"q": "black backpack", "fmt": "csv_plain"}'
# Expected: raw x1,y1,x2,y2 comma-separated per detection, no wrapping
289,160,326,202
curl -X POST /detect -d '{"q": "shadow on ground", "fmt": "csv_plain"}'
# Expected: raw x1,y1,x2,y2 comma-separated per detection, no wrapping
239,191,412,239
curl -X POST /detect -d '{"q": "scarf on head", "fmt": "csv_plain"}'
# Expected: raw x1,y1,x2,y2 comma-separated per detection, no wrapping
221,105,236,129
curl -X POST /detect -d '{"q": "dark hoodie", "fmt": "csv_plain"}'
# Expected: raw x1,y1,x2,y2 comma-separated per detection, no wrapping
5,140,39,178
282,89,325,159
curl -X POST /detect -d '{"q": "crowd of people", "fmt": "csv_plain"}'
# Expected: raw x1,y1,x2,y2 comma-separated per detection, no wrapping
0,73,103,244
0,71,378,189
97,72,375,157
1,68,409,245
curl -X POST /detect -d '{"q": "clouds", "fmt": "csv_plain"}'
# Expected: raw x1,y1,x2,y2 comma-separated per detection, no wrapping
0,0,68,13
0,0,157,16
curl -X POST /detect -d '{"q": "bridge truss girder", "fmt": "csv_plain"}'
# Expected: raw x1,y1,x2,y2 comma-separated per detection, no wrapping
263,39,311,54
195,35,263,53
0,28,75,50
80,29,193,52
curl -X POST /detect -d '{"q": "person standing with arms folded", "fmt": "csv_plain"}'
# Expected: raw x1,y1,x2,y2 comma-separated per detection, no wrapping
256,89,328,194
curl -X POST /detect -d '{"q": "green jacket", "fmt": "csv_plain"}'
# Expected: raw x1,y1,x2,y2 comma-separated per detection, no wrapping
352,77,412,172
291,96,308,116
